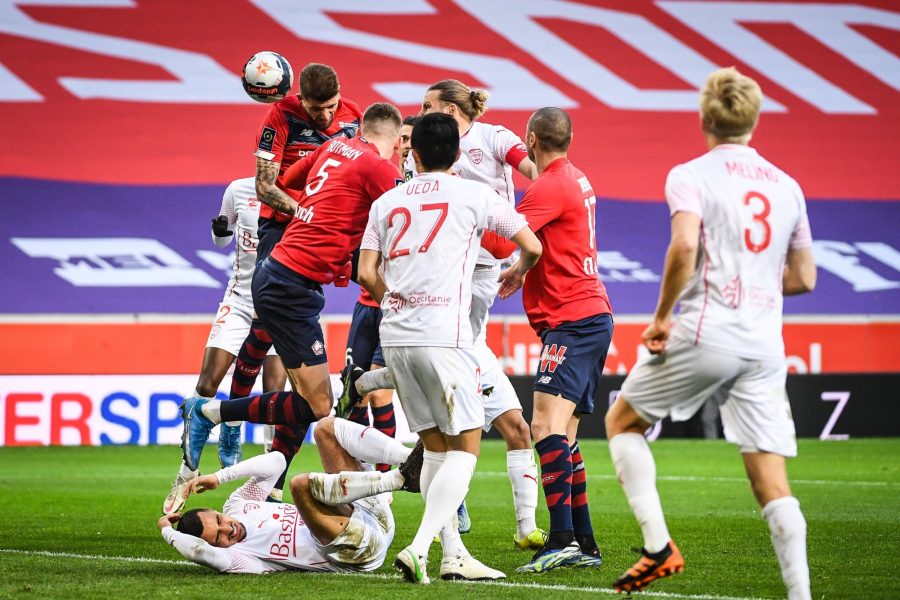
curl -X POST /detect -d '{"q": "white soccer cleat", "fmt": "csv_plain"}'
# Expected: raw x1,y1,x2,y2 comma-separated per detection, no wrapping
162,468,198,514
440,554,506,581
394,546,430,584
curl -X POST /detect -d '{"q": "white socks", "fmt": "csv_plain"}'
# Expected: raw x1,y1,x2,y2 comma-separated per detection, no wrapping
198,399,222,424
332,418,411,466
763,496,811,600
506,449,539,537
609,432,670,554
356,367,395,396
178,462,197,479
410,450,477,557
309,470,405,505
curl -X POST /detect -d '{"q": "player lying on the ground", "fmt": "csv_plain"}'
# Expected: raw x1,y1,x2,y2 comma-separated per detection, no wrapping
159,416,419,574
179,397,505,580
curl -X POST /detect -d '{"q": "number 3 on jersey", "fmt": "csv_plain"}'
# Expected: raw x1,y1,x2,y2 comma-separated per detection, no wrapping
743,191,771,253
387,203,449,259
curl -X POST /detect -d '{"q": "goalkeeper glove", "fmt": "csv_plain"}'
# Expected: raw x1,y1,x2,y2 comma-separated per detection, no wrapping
211,216,233,237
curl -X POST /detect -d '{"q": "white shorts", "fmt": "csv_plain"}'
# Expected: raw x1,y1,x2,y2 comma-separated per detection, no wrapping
382,346,485,436
475,341,522,432
470,265,501,343
206,300,278,357
620,337,797,457
318,494,394,572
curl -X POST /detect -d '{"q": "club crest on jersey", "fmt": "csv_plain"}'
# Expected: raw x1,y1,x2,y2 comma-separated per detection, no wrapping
539,344,568,373
311,340,324,356
387,291,406,313
468,148,483,164
258,127,276,152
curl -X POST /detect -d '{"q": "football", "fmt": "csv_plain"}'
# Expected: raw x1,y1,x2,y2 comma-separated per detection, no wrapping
241,51,293,103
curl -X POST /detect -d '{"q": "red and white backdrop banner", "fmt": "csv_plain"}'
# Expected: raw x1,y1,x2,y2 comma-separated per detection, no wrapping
1,0,898,199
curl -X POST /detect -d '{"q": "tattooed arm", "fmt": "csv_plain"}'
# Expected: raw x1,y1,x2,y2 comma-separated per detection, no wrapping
255,157,298,217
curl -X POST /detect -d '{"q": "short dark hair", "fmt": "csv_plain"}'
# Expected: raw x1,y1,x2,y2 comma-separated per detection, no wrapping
176,508,210,539
402,115,420,127
299,63,340,102
362,102,402,137
411,113,458,171
528,107,572,153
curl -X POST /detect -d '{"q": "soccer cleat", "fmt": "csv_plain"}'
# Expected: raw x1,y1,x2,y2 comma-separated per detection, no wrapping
335,364,365,418
440,554,506,581
613,540,684,592
394,546,429,584
398,440,424,493
515,544,581,574
162,468,198,514
457,500,472,534
180,396,214,472
568,542,603,568
217,424,242,468
514,528,549,550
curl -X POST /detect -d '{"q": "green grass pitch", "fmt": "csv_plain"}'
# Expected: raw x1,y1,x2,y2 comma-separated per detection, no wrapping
1,439,897,599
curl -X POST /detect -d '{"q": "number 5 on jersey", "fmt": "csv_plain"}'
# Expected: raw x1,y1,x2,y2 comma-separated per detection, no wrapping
305,158,342,196
387,203,449,259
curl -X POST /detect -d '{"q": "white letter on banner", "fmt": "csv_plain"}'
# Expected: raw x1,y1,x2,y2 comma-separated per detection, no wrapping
453,0,784,111
811,241,899,292
249,0,574,109
0,0,253,103
11,238,222,288
659,2,900,114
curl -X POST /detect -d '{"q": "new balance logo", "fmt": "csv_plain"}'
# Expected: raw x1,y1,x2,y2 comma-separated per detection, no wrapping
539,344,568,373
537,376,552,385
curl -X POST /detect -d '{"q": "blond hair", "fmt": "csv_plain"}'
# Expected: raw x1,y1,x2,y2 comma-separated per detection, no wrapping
427,79,489,121
700,67,762,140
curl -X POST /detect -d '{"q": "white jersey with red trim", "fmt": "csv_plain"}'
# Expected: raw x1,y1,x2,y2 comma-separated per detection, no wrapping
404,121,528,266
215,177,262,311
361,172,527,349
666,144,812,359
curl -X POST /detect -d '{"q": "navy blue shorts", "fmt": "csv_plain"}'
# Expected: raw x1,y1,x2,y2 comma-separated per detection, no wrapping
533,313,613,415
251,257,327,369
346,301,384,369
256,217,288,266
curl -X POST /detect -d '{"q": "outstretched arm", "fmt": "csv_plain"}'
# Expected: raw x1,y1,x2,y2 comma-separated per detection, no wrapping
158,514,270,573
182,452,287,514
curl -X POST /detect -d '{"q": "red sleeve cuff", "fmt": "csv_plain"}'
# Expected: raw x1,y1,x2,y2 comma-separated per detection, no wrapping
504,145,528,170
481,230,517,259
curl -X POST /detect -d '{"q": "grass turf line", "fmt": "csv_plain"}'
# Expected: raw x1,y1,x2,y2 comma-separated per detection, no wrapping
0,439,897,599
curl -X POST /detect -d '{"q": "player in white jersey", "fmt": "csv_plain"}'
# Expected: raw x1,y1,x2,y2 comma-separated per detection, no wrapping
158,415,420,574
162,177,286,515
410,79,544,547
605,68,816,599
358,113,542,584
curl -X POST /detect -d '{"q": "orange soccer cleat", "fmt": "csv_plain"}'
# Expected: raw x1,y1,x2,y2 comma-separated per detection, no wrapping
613,540,684,593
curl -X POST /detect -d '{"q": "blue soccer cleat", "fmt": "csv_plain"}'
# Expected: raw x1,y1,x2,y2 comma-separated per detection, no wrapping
181,395,214,472
457,500,472,534
217,423,242,468
515,544,581,574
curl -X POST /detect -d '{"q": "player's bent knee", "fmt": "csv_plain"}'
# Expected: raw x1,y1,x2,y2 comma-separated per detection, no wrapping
314,416,336,444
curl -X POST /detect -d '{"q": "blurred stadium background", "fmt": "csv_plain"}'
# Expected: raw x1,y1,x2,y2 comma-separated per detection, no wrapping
1,0,897,446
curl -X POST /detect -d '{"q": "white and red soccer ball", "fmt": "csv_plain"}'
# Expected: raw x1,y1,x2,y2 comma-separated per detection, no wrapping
242,51,293,103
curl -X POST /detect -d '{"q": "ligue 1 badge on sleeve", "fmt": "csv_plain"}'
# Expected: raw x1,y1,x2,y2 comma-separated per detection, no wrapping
258,127,276,152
